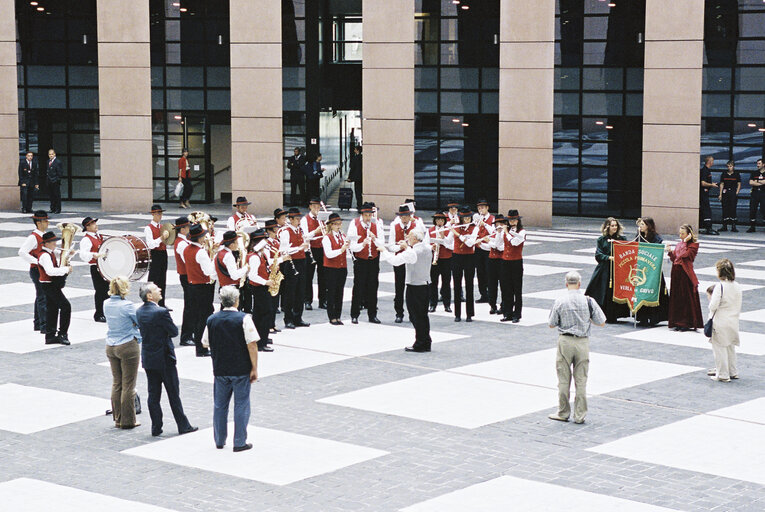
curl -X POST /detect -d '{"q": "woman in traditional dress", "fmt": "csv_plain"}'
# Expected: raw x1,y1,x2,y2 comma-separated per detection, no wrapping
585,217,630,323
667,224,704,331
634,217,669,327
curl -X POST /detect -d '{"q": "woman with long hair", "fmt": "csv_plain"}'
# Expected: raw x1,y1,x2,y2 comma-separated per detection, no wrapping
667,224,704,331
585,217,630,323
499,209,526,323
634,217,669,327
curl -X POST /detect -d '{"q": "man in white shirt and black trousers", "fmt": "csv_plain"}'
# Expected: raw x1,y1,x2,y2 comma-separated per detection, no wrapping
38,231,73,345
144,204,170,307
78,216,108,322
380,228,432,352
183,223,217,357
19,210,49,332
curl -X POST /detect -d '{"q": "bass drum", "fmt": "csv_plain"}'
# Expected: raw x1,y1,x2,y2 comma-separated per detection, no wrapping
97,235,151,282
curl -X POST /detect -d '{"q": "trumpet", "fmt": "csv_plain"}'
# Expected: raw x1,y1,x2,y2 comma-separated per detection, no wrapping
56,222,82,267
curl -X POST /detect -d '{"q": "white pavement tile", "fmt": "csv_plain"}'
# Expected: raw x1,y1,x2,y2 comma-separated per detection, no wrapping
525,235,578,243
0,235,34,248
401,475,678,512
105,214,154,220
55,217,131,226
0,255,86,272
738,259,765,267
452,349,701,395
0,383,109,434
523,288,582,301
523,263,580,276
0,317,107,353
0,221,45,231
275,322,468,356
122,424,388,485
0,212,27,219
0,282,92,308
318,371,553,429
739,308,765,323
431,302,551,326
697,266,765,280
312,283,393,301
524,253,597,265
589,397,765,487
528,230,598,240
616,327,765,356
0,478,178,512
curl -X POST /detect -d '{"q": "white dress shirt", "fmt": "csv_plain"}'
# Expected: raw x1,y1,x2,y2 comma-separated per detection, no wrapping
38,248,69,277
219,247,248,280
247,253,269,285
446,224,479,249
347,218,384,255
380,241,431,285
144,221,163,250
226,211,257,231
18,229,44,265
278,225,306,256
300,213,323,242
322,231,346,259
176,234,188,264
78,232,101,264
506,228,527,246
201,307,258,348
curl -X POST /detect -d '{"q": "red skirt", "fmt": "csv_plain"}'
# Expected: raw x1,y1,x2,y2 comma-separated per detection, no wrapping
668,264,704,329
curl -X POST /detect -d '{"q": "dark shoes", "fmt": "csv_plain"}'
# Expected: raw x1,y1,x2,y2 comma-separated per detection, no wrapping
295,321,310,327
319,301,327,309
179,426,199,435
284,322,296,329
196,349,211,357
500,316,511,322
152,428,163,437
304,303,313,311
233,443,253,453
179,339,195,346
512,318,520,324
351,317,359,324
405,345,431,352
731,225,739,232
747,226,756,233
444,306,452,313
394,316,403,324
330,319,344,326
489,307,497,314
428,305,436,312
476,297,488,304
466,317,473,323
454,317,461,322
46,335,70,345
368,317,381,324
719,225,728,232
258,345,274,352
94,315,106,323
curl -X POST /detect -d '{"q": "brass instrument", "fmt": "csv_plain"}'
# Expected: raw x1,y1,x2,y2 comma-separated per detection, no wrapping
188,211,215,258
431,227,443,266
160,222,176,245
56,222,82,267
236,230,250,287
235,216,257,231
267,246,284,297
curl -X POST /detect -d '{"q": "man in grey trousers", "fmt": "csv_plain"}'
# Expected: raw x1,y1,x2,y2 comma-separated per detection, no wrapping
547,271,605,424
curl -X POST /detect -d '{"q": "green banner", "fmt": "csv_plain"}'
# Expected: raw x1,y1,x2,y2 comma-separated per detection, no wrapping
630,242,665,313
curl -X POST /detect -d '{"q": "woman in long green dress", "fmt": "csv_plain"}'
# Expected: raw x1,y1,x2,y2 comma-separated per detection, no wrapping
634,217,669,327
585,217,630,323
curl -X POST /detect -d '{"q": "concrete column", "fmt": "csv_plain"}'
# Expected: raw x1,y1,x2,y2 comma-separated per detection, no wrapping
230,0,282,212
97,0,153,210
362,0,414,216
641,0,704,231
497,0,555,227
0,0,19,208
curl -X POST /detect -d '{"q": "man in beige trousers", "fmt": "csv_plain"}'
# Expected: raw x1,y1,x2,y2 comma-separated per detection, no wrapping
547,271,605,424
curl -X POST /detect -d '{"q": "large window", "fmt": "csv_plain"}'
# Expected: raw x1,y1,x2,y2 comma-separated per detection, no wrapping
283,0,307,204
702,0,765,220
16,0,100,200
333,16,362,62
554,0,645,217
414,0,499,210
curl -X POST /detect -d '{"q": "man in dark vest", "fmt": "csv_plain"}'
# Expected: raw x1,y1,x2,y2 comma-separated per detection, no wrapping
201,285,259,452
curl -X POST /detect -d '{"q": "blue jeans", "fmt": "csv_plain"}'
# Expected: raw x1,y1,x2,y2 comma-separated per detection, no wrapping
213,375,251,448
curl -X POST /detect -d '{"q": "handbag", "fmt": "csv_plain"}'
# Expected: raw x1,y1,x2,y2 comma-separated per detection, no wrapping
704,283,723,338
173,181,183,198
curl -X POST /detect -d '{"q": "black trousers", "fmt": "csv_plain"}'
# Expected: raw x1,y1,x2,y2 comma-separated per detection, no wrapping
269,293,279,329
750,192,765,224
148,249,167,308
178,275,194,342
406,284,432,350
354,180,363,209
721,191,738,224
187,283,214,355
20,185,33,212
452,253,475,318
89,265,109,319
393,264,406,317
699,192,712,228
145,365,192,434
30,266,47,330
239,283,252,314
324,266,347,320
307,178,320,200
47,180,61,213
181,177,193,201
475,248,490,299
351,257,379,319
429,258,452,308
249,285,271,346
501,259,524,320
42,281,70,339
305,246,326,305
290,175,306,205
280,258,306,324
487,257,502,308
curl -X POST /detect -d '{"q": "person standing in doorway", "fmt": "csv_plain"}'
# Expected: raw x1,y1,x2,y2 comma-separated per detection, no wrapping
46,149,63,214
347,145,363,210
718,160,741,232
18,151,38,213
700,156,719,235
178,148,193,208
288,147,306,206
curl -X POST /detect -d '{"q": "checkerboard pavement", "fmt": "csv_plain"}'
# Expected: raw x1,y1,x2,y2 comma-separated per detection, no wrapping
2,204,765,511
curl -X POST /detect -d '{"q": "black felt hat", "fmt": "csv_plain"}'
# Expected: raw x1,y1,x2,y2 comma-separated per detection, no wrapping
188,223,207,240
41,231,59,243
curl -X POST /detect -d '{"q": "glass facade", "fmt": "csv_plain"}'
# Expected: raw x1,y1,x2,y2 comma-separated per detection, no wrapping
282,0,307,204
702,0,765,219
414,0,499,210
554,0,645,218
16,0,100,200
149,0,230,203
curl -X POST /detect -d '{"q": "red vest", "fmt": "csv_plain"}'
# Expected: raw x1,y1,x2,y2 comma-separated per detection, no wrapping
215,248,239,287
502,231,525,261
184,244,211,284
232,211,255,228
323,232,348,268
85,233,103,265
38,250,57,283
174,237,187,275
393,221,415,243
452,224,476,255
476,215,494,240
304,214,323,248
148,223,166,251
248,252,270,287
29,231,44,268
429,226,452,260
283,226,306,260
489,232,503,259
353,218,379,259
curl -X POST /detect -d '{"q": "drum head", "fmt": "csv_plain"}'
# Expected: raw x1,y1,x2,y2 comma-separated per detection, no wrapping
98,237,138,281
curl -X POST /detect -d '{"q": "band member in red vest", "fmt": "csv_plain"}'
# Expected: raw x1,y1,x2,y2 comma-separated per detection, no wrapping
183,223,217,356
173,216,195,346
448,206,478,322
301,198,327,311
215,231,249,297
38,231,72,345
19,210,49,332
246,229,274,352
145,205,169,307
322,213,350,325
473,199,495,303
388,204,420,323
500,209,526,323
264,219,282,334
78,216,108,322
226,196,258,231
487,214,507,315
429,211,454,313
278,208,311,329
347,202,383,324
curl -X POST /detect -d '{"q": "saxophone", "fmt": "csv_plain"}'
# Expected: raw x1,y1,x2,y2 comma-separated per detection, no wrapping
268,247,284,297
